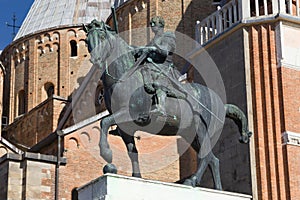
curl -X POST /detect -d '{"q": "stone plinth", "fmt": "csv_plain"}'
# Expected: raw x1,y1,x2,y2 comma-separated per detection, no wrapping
77,174,252,200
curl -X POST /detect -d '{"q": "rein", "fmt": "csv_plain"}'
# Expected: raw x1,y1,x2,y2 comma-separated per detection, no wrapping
90,28,142,84
104,61,125,82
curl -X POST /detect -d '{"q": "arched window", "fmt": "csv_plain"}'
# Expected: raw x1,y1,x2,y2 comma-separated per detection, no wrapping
18,90,25,115
70,40,77,57
44,82,54,98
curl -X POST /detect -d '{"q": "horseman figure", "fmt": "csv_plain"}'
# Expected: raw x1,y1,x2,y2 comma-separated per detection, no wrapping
83,17,252,190
135,16,186,116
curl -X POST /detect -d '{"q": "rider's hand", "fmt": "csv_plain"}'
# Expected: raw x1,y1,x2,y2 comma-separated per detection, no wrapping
143,46,157,54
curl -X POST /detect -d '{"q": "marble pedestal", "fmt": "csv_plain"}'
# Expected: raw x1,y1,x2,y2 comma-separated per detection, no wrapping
77,174,252,200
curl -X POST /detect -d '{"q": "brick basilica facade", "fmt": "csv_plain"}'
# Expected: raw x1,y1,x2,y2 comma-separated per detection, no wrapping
0,0,299,199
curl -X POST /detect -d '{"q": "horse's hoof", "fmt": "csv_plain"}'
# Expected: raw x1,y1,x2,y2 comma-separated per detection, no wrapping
103,163,118,174
100,148,113,163
247,131,253,137
132,173,142,178
183,178,196,187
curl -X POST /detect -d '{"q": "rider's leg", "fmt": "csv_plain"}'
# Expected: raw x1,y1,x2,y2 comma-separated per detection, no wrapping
165,88,186,99
141,68,155,94
157,84,187,100
151,88,167,116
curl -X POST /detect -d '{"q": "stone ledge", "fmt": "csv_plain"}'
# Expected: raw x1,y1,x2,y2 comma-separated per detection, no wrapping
282,131,300,146
77,174,252,200
0,152,66,165
0,152,22,164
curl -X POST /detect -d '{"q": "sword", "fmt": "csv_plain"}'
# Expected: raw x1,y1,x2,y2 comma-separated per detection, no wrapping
122,52,148,80
111,6,119,34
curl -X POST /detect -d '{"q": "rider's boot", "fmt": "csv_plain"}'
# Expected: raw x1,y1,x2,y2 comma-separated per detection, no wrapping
166,89,187,99
156,84,187,100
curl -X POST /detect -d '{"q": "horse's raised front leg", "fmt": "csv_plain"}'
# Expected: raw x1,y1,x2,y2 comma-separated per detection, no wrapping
99,109,137,164
119,128,142,178
100,114,115,163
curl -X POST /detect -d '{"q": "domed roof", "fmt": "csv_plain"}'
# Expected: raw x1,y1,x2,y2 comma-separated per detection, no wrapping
14,0,114,40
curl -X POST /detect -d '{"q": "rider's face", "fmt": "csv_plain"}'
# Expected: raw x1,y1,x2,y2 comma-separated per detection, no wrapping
150,21,163,34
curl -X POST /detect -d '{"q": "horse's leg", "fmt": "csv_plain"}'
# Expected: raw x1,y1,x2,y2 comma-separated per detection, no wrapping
208,153,222,190
183,112,223,189
183,152,210,187
186,151,222,190
183,115,212,187
99,109,131,163
100,114,115,163
119,128,141,178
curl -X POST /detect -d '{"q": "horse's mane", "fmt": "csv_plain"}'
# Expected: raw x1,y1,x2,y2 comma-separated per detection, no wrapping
105,30,135,74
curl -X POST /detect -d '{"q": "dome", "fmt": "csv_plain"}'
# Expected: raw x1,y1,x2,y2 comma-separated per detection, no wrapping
14,0,114,40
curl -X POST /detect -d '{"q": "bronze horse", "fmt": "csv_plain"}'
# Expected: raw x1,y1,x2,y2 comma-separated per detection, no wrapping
84,20,252,190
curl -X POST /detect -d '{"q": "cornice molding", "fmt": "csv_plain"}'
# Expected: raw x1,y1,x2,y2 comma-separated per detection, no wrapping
282,131,300,146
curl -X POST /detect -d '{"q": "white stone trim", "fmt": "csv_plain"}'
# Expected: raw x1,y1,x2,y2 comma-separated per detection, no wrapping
282,131,300,146
78,174,252,200
280,62,300,71
275,21,284,68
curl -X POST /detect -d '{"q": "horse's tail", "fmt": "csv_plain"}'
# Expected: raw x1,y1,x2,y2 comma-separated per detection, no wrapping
224,104,252,143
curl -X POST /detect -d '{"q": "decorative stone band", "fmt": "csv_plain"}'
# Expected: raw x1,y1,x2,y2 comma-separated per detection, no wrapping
282,131,300,146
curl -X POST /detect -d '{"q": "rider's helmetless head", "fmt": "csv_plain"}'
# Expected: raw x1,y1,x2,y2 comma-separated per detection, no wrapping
150,16,165,34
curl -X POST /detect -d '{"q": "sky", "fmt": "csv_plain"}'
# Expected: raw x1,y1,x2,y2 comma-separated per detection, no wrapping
0,0,34,50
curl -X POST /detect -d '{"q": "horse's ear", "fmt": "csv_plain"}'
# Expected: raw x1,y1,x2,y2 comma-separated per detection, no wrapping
83,23,88,33
105,24,112,31
93,20,102,28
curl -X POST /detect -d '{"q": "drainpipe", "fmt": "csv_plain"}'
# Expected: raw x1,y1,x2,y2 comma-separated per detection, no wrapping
55,130,63,200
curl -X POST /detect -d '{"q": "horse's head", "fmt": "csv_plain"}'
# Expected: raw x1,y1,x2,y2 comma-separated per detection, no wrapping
84,19,114,64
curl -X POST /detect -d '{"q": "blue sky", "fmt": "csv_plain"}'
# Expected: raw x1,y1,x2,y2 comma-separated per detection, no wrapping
0,0,34,50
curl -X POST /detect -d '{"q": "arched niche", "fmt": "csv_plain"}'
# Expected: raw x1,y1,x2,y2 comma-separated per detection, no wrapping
53,32,60,41
70,40,78,57
67,29,77,38
18,89,26,115
44,82,55,98
68,137,80,149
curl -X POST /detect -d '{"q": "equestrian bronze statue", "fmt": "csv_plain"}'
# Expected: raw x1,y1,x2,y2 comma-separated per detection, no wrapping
83,18,252,190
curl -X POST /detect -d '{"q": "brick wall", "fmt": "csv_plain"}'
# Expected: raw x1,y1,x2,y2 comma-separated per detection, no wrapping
109,0,216,42
58,122,182,199
3,97,67,148
280,67,300,132
0,26,91,124
248,22,300,200
285,144,300,200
